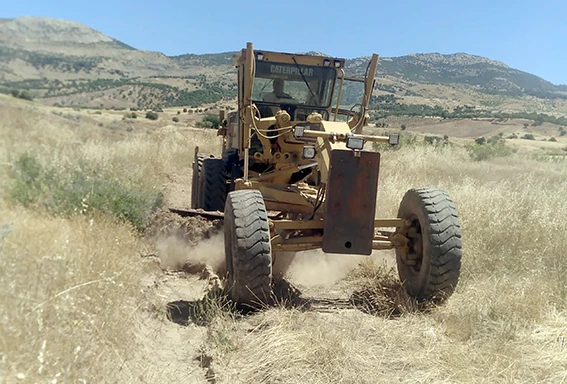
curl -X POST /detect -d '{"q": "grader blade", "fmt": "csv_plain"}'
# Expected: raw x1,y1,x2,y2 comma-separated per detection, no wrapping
168,208,225,220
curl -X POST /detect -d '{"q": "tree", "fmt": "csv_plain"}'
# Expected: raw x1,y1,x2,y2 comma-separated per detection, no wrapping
202,114,220,128
145,111,158,120
10,89,33,101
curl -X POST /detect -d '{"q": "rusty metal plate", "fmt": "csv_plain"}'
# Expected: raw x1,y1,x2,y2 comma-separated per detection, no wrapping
323,150,380,255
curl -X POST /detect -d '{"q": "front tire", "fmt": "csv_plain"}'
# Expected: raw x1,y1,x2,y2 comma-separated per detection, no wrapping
396,188,462,303
224,190,273,307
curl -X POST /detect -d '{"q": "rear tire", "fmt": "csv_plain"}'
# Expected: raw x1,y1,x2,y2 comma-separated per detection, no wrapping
191,154,206,209
396,187,462,303
224,190,273,307
200,158,227,211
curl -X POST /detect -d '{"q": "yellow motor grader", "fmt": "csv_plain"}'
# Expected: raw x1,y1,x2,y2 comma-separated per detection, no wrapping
190,43,462,307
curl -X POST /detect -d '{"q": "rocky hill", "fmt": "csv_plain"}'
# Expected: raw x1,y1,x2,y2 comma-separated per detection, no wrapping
1,16,566,115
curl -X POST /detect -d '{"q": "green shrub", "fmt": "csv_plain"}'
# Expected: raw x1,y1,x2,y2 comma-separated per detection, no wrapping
550,137,557,142
401,124,406,130
172,116,179,122
475,137,486,145
196,114,220,129
9,153,163,231
522,134,535,140
145,111,158,120
10,89,33,101
465,142,513,161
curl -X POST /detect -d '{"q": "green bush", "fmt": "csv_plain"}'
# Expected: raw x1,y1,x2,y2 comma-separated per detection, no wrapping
195,114,220,129
172,116,179,122
10,89,33,101
9,153,163,231
475,137,486,145
145,111,158,120
465,142,513,161
550,137,557,142
522,134,535,140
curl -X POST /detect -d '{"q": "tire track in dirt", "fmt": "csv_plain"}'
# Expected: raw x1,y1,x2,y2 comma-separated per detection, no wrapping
135,176,412,383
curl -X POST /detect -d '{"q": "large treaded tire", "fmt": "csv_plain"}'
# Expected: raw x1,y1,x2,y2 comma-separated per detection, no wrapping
224,190,273,307
396,187,462,303
191,154,206,209
200,158,227,211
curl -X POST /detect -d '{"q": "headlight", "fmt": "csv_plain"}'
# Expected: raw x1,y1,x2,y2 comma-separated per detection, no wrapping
346,136,364,150
389,134,400,146
302,146,316,159
294,126,305,139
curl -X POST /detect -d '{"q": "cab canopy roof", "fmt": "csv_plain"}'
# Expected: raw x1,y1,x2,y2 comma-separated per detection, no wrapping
233,48,346,69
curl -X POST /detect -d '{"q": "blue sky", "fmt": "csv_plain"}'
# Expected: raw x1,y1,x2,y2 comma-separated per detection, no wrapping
4,0,566,84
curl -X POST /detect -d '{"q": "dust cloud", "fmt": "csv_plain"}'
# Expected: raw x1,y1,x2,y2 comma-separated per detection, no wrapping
284,249,396,287
154,232,225,273
285,250,366,287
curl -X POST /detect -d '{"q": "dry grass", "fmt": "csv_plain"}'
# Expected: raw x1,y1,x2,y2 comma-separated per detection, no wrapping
2,94,567,383
0,206,148,382
203,145,567,383
0,95,219,382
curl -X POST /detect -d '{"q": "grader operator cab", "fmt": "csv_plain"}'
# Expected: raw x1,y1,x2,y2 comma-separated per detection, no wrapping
191,43,462,307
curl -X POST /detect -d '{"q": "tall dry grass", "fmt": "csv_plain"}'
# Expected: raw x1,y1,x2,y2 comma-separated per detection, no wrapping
0,96,219,382
0,207,148,382
205,145,567,383
3,95,567,383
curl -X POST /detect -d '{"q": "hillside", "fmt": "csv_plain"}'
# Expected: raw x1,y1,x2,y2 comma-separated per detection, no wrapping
1,16,567,116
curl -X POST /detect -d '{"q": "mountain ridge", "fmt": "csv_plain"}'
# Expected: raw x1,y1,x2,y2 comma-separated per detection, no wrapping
1,16,566,112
